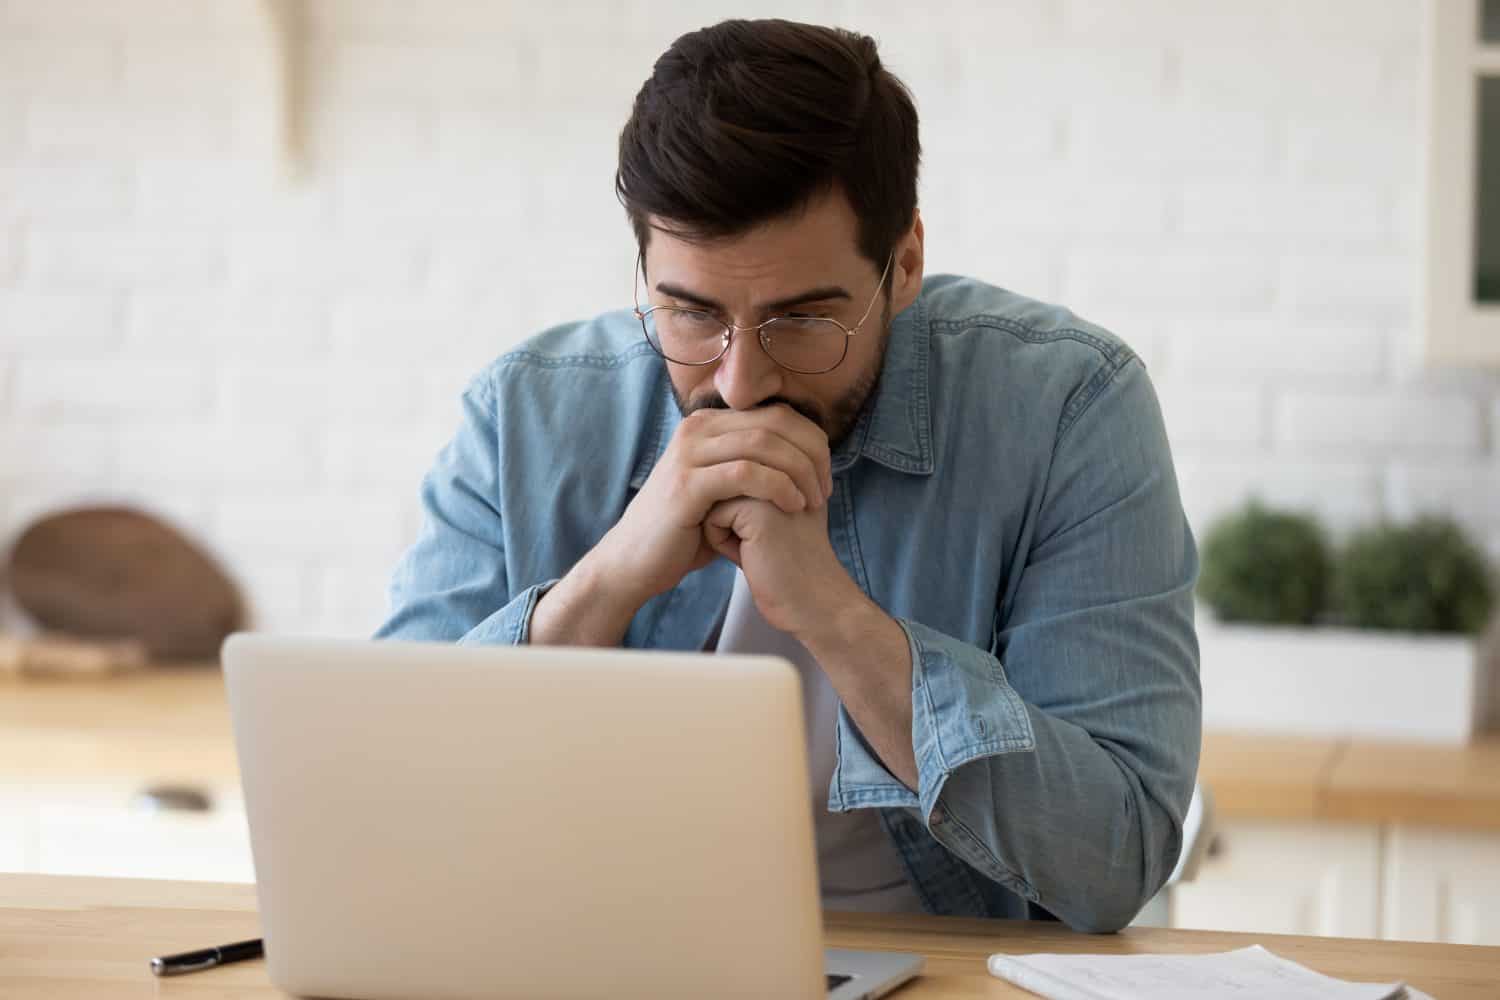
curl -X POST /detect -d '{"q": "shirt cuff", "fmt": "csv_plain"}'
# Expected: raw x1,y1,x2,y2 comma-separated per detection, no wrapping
456,579,559,646
829,618,1036,820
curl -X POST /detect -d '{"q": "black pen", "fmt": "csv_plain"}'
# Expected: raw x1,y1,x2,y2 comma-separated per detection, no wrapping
150,937,264,976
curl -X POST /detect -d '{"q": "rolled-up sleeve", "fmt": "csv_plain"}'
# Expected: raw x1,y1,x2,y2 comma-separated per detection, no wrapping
832,357,1201,932
375,380,553,646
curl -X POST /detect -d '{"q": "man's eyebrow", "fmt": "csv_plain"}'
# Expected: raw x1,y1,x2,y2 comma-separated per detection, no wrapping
653,282,853,314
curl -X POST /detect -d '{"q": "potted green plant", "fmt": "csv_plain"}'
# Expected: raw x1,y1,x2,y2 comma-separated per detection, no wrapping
1196,503,1498,744
1333,517,1494,635
1198,502,1330,627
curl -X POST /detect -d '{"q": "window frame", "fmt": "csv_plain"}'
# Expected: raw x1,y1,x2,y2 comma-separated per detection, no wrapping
1424,0,1500,366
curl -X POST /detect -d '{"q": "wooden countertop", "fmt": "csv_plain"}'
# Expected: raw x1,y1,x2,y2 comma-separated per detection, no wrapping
0,666,237,785
6,668,1500,829
4,873,1499,998
1200,730,1500,830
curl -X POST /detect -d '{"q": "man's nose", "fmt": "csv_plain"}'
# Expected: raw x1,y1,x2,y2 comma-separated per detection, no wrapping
713,327,783,410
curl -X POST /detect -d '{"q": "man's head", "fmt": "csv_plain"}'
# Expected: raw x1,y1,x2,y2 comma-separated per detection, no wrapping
616,19,925,444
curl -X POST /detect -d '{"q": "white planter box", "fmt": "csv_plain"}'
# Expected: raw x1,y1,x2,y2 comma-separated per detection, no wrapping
1198,622,1496,744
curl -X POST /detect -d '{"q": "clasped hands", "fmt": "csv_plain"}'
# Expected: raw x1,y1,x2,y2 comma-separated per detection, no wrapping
596,403,860,644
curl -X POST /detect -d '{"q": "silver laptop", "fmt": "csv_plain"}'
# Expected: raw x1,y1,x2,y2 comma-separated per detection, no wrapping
223,634,924,1000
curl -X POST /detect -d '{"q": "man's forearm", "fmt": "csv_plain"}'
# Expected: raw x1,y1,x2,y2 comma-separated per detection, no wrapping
801,592,919,790
529,547,646,647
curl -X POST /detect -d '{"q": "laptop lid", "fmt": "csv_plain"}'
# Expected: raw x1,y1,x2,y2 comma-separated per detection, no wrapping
223,633,827,1000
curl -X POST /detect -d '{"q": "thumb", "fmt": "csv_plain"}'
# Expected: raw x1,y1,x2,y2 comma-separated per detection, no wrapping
704,498,752,562
704,519,740,564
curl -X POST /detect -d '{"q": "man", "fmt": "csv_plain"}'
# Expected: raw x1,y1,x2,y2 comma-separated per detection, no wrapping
377,19,1200,933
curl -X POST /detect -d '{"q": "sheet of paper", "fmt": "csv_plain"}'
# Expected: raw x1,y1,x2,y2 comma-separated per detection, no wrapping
986,945,1427,1000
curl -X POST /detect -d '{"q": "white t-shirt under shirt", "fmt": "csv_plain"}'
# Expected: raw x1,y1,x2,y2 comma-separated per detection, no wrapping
712,570,925,913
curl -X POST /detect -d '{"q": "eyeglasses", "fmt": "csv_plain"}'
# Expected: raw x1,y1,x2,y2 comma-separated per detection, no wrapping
632,252,893,375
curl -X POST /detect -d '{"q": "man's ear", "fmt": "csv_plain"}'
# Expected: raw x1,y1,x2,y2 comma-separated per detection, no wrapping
891,210,925,313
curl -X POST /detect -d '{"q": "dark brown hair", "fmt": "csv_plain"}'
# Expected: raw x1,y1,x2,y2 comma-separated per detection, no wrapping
616,19,920,271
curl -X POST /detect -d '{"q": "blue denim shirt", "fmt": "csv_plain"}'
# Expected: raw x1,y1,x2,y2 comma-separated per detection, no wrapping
376,274,1202,932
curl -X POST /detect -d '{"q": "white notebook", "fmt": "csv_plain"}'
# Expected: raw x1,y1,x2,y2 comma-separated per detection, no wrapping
987,945,1435,1000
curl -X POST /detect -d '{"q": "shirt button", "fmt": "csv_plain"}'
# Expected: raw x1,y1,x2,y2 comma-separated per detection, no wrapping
930,805,946,826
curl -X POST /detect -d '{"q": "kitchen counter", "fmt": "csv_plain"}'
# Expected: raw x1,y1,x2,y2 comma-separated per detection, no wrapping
1200,730,1500,830
6,668,1499,828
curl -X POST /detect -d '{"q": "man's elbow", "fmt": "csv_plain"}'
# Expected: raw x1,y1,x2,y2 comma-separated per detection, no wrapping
1058,891,1149,934
1051,819,1181,934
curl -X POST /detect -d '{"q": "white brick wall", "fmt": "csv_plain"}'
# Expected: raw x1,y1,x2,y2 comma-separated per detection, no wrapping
27,231,228,288
126,289,329,355
1,0,1497,637
0,290,121,351
15,359,212,418
1166,319,1388,384
1275,390,1487,457
0,226,20,281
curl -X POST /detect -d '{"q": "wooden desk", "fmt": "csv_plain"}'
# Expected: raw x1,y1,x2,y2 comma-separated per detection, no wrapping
3,874,1499,998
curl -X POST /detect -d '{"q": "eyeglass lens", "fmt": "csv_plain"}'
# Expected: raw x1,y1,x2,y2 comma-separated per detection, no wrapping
642,310,849,373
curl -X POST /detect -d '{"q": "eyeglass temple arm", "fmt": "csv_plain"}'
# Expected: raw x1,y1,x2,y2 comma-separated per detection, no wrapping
850,253,896,332
633,250,644,315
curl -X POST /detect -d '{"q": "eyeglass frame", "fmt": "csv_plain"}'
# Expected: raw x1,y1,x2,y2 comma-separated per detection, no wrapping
632,250,895,375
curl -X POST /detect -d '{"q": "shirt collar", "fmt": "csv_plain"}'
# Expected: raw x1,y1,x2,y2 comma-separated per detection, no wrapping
830,289,934,477
630,288,934,489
